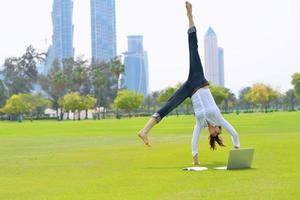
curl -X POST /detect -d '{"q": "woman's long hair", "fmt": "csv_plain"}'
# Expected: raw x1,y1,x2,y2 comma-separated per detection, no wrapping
209,126,226,150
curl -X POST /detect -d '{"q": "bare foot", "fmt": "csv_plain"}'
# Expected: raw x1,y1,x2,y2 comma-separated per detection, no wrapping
138,130,151,147
185,1,192,16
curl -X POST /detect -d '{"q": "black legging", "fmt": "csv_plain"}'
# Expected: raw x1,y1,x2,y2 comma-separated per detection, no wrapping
152,26,209,122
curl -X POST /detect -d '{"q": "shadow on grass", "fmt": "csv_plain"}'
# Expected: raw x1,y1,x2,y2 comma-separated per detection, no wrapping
141,162,226,170
225,167,257,171
201,162,257,170
202,161,227,168
141,161,257,171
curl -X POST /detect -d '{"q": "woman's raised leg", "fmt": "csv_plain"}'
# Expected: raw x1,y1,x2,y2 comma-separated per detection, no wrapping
186,2,206,84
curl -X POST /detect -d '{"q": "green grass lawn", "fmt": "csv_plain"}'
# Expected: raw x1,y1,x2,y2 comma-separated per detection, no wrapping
0,112,299,199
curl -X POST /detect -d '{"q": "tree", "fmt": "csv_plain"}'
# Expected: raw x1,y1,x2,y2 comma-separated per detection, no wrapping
91,60,119,109
62,58,75,91
291,72,300,99
237,86,252,111
72,56,89,93
113,90,143,117
60,93,96,120
60,92,82,120
150,91,160,113
245,83,279,112
1,94,34,121
282,89,297,111
223,88,236,113
81,95,97,119
30,94,52,118
0,80,9,107
141,91,160,115
157,87,176,103
110,56,125,118
209,85,228,106
91,62,106,108
2,46,45,94
111,56,125,86
1,93,51,121
156,86,177,115
39,59,68,120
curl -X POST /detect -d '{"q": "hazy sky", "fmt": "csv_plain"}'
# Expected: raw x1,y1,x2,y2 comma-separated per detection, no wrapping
0,0,299,95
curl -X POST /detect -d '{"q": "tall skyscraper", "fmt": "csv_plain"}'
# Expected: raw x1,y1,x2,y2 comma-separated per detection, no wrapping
204,27,225,87
123,35,149,97
218,47,225,87
44,0,74,74
91,0,117,63
51,0,74,60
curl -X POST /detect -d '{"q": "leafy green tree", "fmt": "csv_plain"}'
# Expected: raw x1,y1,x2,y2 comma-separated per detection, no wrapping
81,95,97,119
110,56,125,118
39,60,68,119
269,92,283,111
223,88,236,113
237,86,252,111
140,91,160,115
157,87,176,103
60,93,96,120
72,56,89,93
91,62,106,108
2,46,45,94
150,91,160,113
209,85,228,106
111,56,125,86
1,93,51,121
113,90,143,117
143,95,152,114
62,58,75,91
291,72,300,99
90,59,120,114
30,94,52,118
282,89,297,111
61,92,82,120
1,94,34,121
245,83,279,112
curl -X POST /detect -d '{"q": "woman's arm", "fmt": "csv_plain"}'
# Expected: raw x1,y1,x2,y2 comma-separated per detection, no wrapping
192,118,203,157
218,115,240,148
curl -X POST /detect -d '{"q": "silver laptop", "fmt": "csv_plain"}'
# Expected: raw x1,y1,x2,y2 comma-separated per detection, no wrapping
215,148,254,170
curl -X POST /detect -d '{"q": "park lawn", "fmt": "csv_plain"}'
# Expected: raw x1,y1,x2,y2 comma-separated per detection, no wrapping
0,112,299,200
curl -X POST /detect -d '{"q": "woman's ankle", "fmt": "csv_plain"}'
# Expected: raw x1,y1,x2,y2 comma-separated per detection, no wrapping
193,154,200,165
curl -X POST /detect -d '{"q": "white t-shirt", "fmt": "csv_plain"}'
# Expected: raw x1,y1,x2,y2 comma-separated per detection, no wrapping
191,87,240,156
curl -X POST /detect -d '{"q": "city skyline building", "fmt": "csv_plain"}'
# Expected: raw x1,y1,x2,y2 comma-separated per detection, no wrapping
123,35,149,97
204,27,224,87
44,0,74,74
51,0,74,60
91,0,117,63
218,47,225,87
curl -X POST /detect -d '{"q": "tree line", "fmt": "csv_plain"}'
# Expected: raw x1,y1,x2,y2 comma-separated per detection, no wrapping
0,46,124,121
0,46,300,121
